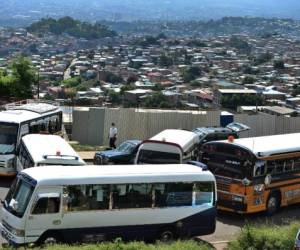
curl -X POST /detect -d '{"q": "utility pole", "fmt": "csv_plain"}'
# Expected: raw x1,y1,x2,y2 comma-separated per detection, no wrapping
37,71,40,99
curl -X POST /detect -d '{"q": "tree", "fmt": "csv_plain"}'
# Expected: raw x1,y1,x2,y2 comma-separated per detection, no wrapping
126,75,138,85
229,36,251,53
144,93,172,108
108,90,121,105
274,60,285,70
181,66,201,83
9,57,36,98
242,76,256,85
254,52,273,65
159,54,173,67
221,94,264,110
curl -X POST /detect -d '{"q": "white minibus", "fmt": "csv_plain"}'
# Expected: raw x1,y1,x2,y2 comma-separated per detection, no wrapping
135,129,200,164
16,134,86,172
0,100,62,176
1,164,216,246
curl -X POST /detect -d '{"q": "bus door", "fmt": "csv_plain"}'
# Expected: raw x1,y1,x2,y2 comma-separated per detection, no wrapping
25,187,62,242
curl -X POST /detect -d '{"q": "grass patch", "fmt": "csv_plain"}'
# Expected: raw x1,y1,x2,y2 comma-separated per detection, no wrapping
70,144,107,152
227,221,300,250
3,240,213,250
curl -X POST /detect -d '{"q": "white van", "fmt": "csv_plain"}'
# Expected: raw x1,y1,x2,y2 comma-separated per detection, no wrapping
16,134,85,171
135,129,200,164
1,164,216,246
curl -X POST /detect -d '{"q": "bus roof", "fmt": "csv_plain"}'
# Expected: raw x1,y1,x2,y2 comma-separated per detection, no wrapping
21,134,85,165
217,133,300,158
0,110,41,124
5,100,60,114
148,129,200,152
21,164,215,186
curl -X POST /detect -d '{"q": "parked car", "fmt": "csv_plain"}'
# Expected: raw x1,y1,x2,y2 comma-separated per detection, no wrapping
94,140,141,165
193,122,250,146
295,229,300,250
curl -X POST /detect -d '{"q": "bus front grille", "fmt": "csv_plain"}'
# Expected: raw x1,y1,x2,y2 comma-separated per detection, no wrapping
216,176,231,192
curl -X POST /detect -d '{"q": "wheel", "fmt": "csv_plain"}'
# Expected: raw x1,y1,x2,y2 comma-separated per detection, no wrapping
159,229,175,242
39,233,62,246
266,193,280,215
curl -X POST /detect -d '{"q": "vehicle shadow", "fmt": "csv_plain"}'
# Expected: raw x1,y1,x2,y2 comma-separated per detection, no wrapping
217,204,300,227
0,177,15,188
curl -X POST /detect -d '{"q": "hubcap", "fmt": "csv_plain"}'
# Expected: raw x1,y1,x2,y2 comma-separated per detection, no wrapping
44,237,57,245
268,197,277,212
161,231,173,242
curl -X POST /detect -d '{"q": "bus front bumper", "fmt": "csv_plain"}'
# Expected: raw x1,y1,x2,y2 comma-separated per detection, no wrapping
0,222,25,246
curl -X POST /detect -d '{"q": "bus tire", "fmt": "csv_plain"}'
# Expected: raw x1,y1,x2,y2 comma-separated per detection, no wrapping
159,228,175,242
266,192,280,215
39,232,62,246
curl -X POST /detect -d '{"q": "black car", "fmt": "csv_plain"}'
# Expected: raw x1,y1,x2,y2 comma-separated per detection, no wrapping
193,122,250,145
94,140,142,165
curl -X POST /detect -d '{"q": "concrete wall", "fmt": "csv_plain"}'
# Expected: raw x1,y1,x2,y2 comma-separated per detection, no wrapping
72,107,300,146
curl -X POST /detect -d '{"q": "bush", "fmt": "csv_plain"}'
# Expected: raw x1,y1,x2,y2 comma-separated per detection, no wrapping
8,240,212,250
227,222,300,250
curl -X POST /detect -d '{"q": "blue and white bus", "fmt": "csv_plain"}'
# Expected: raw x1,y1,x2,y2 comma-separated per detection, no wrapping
1,164,216,246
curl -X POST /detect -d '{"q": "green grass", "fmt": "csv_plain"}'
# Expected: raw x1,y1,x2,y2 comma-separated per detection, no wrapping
227,221,300,250
70,144,107,152
3,240,213,250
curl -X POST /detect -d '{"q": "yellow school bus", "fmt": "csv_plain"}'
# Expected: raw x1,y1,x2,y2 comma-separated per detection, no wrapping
200,133,300,215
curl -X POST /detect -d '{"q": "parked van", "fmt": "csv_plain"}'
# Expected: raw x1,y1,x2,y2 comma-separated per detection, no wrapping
16,134,85,172
135,129,200,164
1,164,216,246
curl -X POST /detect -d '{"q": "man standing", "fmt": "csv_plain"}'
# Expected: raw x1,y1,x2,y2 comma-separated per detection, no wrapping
109,122,118,149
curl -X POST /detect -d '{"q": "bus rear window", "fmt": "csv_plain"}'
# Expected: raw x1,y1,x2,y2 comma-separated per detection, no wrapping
137,150,180,164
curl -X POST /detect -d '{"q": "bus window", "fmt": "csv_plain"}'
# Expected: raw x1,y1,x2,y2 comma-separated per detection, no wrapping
112,184,152,209
32,197,60,214
153,183,193,207
285,159,294,172
294,158,300,171
254,161,266,177
18,143,34,169
266,161,276,175
86,185,109,210
65,185,109,211
137,150,181,164
276,160,284,173
165,183,193,207
194,182,214,206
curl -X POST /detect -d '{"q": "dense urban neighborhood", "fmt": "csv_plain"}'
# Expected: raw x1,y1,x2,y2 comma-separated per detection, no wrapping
1,14,300,250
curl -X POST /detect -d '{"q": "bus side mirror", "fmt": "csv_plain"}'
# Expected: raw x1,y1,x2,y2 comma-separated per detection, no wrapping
187,161,208,171
9,198,19,211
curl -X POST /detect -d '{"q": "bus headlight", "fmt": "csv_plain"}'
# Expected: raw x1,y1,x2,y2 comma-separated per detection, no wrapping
232,195,243,203
6,158,14,168
254,184,264,194
11,228,25,237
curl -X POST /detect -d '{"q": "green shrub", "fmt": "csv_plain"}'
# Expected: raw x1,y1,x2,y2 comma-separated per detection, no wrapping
227,222,300,250
3,240,212,250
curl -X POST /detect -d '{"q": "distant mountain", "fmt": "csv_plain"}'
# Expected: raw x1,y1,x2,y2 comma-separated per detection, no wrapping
1,0,300,27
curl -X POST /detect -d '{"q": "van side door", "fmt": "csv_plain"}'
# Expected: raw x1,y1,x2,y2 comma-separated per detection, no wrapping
25,187,62,244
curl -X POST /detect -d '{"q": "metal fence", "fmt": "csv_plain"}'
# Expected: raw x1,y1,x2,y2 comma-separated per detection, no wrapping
71,107,300,146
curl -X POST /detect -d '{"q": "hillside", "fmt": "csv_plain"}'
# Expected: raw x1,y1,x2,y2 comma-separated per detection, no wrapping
27,16,117,39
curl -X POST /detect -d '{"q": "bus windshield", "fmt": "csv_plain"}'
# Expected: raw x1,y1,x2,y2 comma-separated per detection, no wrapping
201,143,254,179
137,149,180,164
0,122,18,154
4,176,35,218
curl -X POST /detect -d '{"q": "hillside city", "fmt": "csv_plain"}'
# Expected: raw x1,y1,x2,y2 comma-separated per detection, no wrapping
1,11,300,250
1,17,300,117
